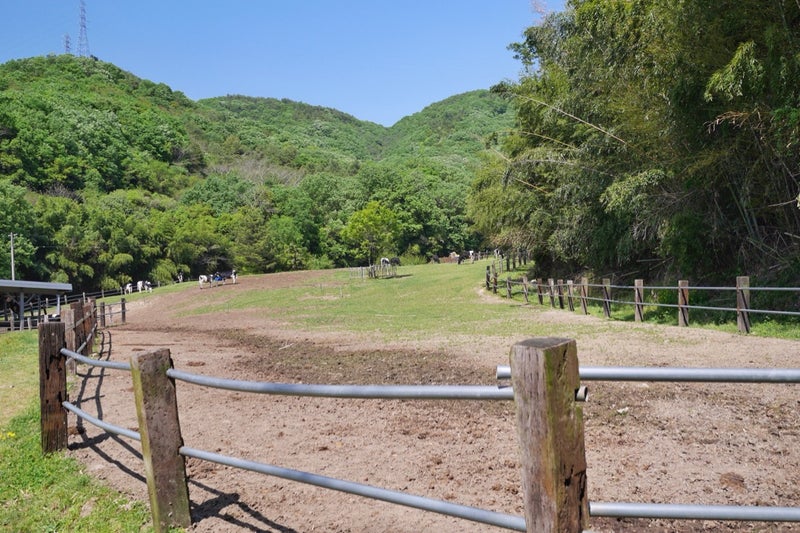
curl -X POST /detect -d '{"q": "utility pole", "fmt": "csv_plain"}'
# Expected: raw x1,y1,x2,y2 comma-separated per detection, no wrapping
9,232,15,280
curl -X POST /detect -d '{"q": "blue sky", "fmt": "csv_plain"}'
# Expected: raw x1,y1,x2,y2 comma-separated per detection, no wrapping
0,1,563,126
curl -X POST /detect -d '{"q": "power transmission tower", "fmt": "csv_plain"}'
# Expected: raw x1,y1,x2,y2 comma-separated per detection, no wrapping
64,33,72,54
77,0,90,57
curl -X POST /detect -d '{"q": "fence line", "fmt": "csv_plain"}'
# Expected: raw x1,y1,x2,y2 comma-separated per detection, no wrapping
494,274,800,333
39,319,800,531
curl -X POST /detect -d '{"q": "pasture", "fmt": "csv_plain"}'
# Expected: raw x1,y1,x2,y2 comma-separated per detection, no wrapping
14,261,800,531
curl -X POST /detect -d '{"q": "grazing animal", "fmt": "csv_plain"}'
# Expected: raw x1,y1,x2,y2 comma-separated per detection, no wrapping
136,280,152,293
380,257,390,267
198,275,209,289
389,257,401,266
124,283,133,294
213,269,237,285
430,254,440,264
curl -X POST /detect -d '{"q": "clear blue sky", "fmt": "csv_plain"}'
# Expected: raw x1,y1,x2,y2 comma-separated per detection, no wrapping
0,1,563,126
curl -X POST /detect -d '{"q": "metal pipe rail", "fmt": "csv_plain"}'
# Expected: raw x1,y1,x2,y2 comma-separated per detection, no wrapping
590,502,800,522
581,295,800,317
61,347,132,371
167,368,514,400
61,401,141,442
180,446,527,531
496,365,800,383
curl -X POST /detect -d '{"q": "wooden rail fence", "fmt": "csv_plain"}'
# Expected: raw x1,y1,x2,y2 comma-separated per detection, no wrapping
36,307,800,531
493,275,792,334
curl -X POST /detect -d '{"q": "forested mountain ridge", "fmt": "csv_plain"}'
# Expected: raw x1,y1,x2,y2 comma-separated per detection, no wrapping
0,54,514,290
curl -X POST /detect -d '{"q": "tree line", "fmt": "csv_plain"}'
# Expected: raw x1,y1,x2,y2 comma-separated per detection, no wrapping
468,0,800,286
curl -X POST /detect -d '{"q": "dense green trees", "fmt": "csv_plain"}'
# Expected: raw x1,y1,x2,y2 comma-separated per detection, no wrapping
0,55,512,289
470,0,800,283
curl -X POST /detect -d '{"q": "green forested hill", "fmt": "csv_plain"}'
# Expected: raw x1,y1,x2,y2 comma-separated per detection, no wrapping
0,54,514,290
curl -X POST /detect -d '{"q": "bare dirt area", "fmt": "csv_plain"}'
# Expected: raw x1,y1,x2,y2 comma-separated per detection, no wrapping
66,271,800,532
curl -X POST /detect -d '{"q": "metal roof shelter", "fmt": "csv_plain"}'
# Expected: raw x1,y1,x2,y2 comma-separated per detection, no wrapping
1,279,72,332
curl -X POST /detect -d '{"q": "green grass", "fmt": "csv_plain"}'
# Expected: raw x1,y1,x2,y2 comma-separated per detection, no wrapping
0,331,38,428
0,330,154,532
180,262,578,341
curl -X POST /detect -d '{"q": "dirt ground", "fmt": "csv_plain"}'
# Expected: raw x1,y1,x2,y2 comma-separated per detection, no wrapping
66,271,800,532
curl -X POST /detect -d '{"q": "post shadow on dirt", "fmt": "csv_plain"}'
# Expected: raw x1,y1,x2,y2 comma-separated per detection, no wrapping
187,478,299,533
68,329,147,486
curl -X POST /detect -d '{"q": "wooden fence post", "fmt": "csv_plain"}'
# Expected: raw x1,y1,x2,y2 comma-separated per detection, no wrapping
99,301,106,328
486,266,491,290
736,276,751,334
130,348,191,531
580,277,588,315
566,280,575,312
536,279,544,305
556,280,564,309
634,279,644,322
510,338,588,532
522,275,529,304
39,322,68,453
121,298,126,324
602,278,612,318
492,269,498,294
548,279,556,307
678,280,689,327
506,277,512,299
61,307,76,374
81,300,93,357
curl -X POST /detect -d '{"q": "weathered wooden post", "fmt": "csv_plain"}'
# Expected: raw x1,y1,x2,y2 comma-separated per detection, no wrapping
537,278,544,305
486,266,491,290
522,275,530,304
736,276,751,334
580,277,588,315
81,300,94,357
566,280,575,312
39,322,68,453
493,269,499,294
510,338,588,532
120,298,127,324
602,278,612,318
556,280,564,309
130,348,191,532
678,280,689,327
548,279,556,307
99,301,106,328
61,307,76,374
506,277,512,299
634,279,644,322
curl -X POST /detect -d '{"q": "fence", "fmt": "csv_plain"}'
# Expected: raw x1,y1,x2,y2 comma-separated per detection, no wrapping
37,320,800,532
2,293,128,332
491,274,800,334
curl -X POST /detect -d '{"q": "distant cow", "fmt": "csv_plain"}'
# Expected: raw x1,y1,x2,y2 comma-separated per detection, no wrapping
389,257,401,266
124,283,133,294
213,269,237,285
198,275,209,289
137,280,152,293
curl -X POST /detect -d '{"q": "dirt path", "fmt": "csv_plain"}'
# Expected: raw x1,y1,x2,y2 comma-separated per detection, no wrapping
66,272,800,532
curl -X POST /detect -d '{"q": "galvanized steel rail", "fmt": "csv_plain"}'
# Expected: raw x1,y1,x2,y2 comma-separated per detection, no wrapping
167,367,514,400
62,401,141,442
59,330,800,528
180,446,527,531
496,365,800,383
